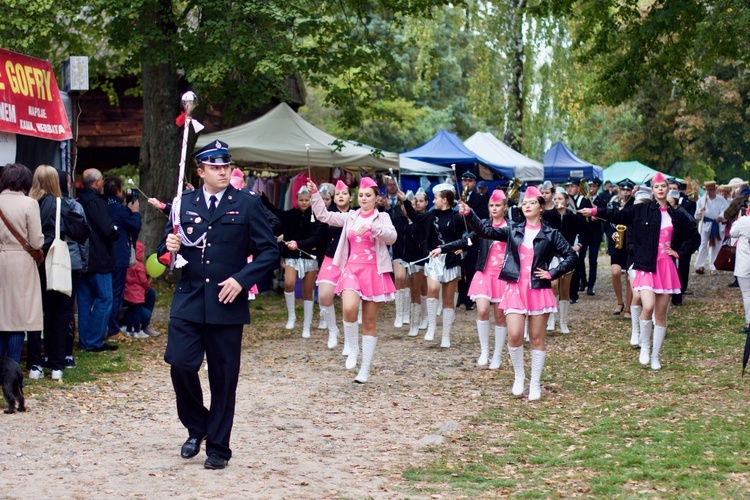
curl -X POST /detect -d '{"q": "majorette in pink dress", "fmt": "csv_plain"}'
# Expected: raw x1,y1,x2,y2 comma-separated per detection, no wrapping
334,210,396,302
468,220,507,303
631,207,681,294
316,255,342,286
497,223,558,315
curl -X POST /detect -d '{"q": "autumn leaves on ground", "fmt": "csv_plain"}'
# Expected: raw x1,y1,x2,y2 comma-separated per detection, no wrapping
2,260,748,498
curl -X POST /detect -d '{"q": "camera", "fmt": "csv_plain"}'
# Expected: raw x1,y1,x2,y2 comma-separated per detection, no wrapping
125,188,139,204
667,189,680,200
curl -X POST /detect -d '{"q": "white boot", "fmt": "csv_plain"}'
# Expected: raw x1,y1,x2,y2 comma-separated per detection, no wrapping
546,312,556,332
393,289,404,328
639,319,652,365
354,336,378,383
402,288,411,324
528,350,547,401
489,326,507,370
317,303,327,330
284,292,296,330
343,321,359,370
440,308,454,348
476,320,490,366
341,317,351,356
408,303,421,337
651,325,666,370
419,297,428,329
508,345,525,396
630,305,642,347
558,300,570,334
324,305,339,349
424,297,438,341
301,300,313,338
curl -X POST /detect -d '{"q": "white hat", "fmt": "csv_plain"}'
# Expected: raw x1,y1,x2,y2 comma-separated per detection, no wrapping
432,183,456,196
634,185,652,201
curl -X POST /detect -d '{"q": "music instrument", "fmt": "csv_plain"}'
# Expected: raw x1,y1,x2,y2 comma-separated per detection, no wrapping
506,178,523,202
615,225,627,249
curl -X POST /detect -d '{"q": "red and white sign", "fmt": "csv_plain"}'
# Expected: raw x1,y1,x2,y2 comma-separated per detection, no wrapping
0,48,72,141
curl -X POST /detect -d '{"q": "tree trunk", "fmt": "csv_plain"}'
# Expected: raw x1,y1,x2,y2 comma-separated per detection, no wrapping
138,0,180,254
504,0,526,153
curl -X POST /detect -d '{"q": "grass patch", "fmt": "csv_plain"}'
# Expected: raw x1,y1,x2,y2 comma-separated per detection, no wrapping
403,279,750,496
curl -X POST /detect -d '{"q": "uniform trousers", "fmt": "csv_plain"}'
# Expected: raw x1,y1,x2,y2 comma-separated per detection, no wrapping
165,317,243,461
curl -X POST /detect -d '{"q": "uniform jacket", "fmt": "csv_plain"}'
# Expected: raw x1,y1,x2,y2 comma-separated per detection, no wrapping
465,211,577,288
0,190,44,331
403,201,465,269
157,186,279,325
78,187,119,274
310,191,397,275
595,201,700,273
466,189,489,219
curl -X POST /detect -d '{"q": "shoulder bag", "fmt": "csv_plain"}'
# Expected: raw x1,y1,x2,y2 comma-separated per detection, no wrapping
45,198,73,296
0,204,44,265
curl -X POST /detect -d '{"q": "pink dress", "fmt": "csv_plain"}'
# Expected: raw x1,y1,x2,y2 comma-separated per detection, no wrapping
468,220,507,303
498,224,557,316
316,255,342,286
334,211,396,302
632,207,681,294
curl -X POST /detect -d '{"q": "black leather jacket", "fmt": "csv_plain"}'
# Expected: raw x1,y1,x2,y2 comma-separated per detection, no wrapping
595,201,700,273
465,211,577,288
441,219,507,272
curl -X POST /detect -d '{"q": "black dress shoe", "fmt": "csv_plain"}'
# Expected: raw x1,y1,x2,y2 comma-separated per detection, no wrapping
586,287,595,296
88,343,118,352
204,454,228,470
578,283,586,292
465,302,475,311
181,436,205,459
570,297,578,304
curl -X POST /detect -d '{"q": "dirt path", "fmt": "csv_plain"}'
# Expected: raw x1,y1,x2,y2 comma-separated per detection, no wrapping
0,258,738,498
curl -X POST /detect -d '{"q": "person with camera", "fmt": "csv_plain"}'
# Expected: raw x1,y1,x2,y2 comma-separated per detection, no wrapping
104,176,142,340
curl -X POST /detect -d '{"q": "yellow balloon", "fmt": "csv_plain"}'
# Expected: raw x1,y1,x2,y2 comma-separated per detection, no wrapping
145,253,167,278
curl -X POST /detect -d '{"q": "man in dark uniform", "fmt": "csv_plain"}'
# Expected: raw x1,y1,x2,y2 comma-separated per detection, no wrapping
457,171,488,310
667,178,697,305
584,178,608,296
566,178,592,303
159,140,279,470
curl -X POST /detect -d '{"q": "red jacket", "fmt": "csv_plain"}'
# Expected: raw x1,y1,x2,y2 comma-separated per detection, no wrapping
124,241,150,304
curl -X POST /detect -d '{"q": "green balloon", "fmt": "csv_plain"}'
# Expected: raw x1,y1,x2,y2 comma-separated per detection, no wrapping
146,253,167,278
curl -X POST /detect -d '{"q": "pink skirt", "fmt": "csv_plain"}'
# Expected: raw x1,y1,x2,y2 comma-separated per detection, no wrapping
498,276,557,316
316,256,342,286
468,270,505,303
632,258,681,294
334,262,396,302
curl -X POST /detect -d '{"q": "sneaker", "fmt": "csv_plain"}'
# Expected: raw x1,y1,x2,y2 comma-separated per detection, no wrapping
29,365,44,380
120,326,128,333
51,369,63,380
64,356,76,368
132,330,149,339
143,325,161,337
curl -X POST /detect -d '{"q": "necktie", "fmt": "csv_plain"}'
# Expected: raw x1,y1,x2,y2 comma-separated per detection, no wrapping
209,195,217,216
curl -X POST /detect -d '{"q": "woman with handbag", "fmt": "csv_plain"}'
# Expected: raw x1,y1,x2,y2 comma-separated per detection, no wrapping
28,166,90,380
580,173,700,370
0,164,43,365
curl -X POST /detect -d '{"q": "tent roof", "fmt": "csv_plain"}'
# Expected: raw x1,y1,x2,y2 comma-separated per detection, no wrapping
603,161,677,185
463,132,543,182
196,102,397,170
543,141,602,182
402,130,514,178
347,140,452,176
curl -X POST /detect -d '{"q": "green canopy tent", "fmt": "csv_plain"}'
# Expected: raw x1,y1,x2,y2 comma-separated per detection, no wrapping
602,161,677,186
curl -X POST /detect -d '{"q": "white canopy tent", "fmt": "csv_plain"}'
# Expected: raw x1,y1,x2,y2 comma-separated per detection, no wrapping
463,132,544,182
197,102,398,170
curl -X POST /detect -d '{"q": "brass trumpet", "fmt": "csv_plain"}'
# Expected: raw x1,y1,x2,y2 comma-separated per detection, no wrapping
507,178,523,202
615,225,627,249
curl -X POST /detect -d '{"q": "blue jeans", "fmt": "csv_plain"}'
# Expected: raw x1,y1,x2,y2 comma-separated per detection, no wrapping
108,267,127,335
78,272,113,351
123,288,156,331
0,332,24,363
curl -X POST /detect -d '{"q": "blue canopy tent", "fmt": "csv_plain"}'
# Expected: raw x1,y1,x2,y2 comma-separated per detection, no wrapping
543,141,603,182
402,130,515,179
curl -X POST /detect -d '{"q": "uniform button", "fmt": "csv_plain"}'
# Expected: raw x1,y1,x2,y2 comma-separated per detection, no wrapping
205,278,210,283
208,226,212,230
207,243,212,247
206,260,210,265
